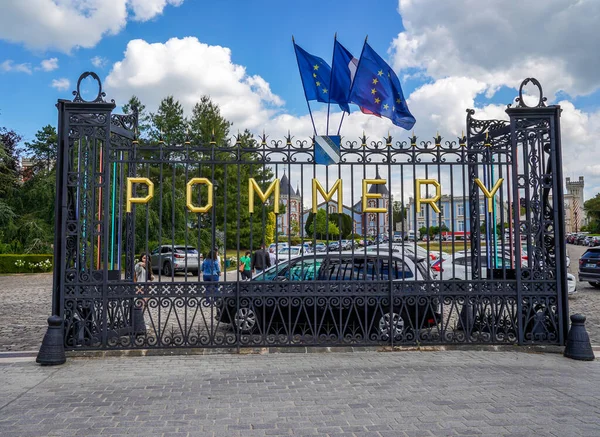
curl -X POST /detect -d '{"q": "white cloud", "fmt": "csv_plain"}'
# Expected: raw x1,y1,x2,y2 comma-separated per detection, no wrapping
128,0,184,21
385,1,600,199
0,0,185,53
246,75,285,106
105,37,284,130
91,56,108,68
51,78,70,91
391,0,600,99
40,57,58,72
0,60,32,74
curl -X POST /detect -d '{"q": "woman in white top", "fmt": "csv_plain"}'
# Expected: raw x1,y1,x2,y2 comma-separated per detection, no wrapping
134,253,154,284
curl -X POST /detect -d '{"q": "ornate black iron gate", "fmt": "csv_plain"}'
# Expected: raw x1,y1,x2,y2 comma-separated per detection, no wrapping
37,73,568,361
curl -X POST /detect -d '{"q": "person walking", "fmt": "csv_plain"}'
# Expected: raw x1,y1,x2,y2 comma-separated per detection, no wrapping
133,253,153,334
202,249,221,283
239,251,252,281
251,244,271,275
134,253,154,286
268,246,277,267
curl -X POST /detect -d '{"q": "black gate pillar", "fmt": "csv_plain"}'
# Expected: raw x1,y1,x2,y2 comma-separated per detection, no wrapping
37,72,116,365
506,78,568,345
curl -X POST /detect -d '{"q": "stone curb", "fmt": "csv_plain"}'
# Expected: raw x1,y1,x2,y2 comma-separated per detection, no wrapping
4,345,600,362
64,344,570,359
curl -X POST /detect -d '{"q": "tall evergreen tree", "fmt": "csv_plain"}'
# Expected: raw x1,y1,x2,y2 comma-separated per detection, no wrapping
0,127,21,199
23,125,57,174
150,96,187,145
122,95,151,138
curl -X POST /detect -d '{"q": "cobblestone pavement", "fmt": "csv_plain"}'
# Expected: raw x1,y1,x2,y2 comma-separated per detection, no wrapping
1,245,598,352
566,244,600,342
0,273,52,352
0,351,599,436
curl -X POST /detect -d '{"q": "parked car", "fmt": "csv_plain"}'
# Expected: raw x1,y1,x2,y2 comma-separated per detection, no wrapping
277,246,305,257
429,250,451,262
438,252,514,280
567,273,577,295
328,241,340,251
269,242,289,253
578,247,600,288
589,236,600,247
215,251,440,338
314,243,327,252
150,245,200,276
367,243,437,262
341,240,352,250
576,234,588,245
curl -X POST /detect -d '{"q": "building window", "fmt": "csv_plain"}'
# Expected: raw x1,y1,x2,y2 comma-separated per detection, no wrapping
457,204,464,216
439,205,445,217
418,207,424,218
458,220,464,231
418,221,425,228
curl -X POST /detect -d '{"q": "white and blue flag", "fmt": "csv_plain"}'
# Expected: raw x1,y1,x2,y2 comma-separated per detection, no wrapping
315,135,341,165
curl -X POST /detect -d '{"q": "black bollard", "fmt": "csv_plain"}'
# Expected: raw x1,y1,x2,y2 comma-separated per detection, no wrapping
132,304,146,336
36,315,66,366
564,314,595,361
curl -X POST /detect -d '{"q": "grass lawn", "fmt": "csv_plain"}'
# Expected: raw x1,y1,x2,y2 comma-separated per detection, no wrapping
417,242,472,253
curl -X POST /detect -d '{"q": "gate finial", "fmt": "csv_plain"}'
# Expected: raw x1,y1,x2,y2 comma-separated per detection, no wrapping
514,78,547,108
72,71,108,103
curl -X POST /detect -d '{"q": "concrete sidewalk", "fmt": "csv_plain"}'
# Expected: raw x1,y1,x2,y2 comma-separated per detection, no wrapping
0,351,599,436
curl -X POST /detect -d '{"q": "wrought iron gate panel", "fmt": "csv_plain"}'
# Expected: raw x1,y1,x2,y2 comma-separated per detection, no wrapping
49,73,568,351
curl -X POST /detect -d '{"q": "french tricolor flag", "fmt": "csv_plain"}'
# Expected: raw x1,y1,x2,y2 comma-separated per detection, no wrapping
330,39,375,116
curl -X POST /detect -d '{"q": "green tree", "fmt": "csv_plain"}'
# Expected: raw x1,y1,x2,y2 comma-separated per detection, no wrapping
308,209,340,239
188,96,231,144
265,211,276,246
129,95,275,253
24,125,57,173
188,97,273,249
0,127,21,198
305,212,314,237
329,212,352,238
290,218,300,237
122,95,151,138
584,194,600,233
151,96,187,145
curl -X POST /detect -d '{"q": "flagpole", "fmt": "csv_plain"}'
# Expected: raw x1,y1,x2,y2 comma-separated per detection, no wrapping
292,35,318,136
326,33,337,136
338,35,368,135
336,111,346,136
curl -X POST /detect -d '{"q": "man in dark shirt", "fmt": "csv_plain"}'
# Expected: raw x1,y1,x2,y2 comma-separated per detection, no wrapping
251,244,271,274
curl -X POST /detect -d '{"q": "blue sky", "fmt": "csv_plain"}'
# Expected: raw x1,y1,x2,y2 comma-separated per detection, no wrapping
0,0,408,141
1,0,600,197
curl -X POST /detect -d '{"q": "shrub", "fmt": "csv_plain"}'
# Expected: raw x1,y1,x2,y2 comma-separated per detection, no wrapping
289,237,302,246
0,254,54,274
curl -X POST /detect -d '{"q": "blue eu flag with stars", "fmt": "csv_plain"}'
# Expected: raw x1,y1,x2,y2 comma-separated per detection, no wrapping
349,42,416,130
294,43,347,110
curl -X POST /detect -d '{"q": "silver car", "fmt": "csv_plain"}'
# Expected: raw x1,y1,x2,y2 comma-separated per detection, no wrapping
150,245,200,276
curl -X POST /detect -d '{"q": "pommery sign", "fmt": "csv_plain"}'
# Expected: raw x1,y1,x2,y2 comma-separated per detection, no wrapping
126,176,504,215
